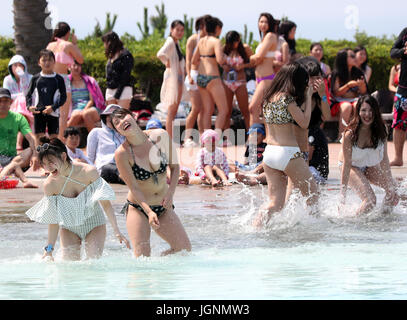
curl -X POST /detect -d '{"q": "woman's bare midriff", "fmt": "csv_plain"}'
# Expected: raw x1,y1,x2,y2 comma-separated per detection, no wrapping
255,57,275,78
266,123,299,147
127,174,169,206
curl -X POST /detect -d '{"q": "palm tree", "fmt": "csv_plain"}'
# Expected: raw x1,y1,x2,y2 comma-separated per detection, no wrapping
13,0,52,73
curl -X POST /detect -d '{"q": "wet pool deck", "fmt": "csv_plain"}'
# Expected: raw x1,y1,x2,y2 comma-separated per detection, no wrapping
1,142,407,212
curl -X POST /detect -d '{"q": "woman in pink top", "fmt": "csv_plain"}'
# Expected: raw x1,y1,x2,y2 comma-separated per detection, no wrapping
47,22,84,141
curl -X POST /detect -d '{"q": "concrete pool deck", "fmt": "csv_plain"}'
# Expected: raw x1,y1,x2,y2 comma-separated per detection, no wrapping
1,142,407,214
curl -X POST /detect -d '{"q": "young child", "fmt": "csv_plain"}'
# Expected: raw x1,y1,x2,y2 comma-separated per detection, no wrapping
195,129,231,187
64,126,93,164
235,123,268,186
26,49,67,145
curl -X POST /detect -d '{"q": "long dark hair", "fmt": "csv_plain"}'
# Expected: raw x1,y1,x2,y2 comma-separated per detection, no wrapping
354,45,368,72
195,14,212,32
38,137,72,164
51,22,71,42
101,31,124,59
297,56,323,105
263,62,309,107
279,20,297,54
346,95,387,148
332,48,364,87
258,13,279,39
224,31,249,63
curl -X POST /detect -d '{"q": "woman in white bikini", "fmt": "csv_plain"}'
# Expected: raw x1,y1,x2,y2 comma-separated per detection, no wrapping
253,63,317,227
339,95,399,215
46,22,84,141
25,138,130,261
248,13,279,126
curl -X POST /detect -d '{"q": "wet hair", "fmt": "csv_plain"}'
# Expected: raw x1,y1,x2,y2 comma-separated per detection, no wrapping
171,20,185,29
205,16,219,34
37,138,72,165
110,108,134,131
310,42,323,52
354,45,368,72
332,48,364,87
38,49,55,61
63,126,80,138
51,22,71,41
224,31,249,63
101,31,124,59
263,62,309,107
346,95,387,148
258,13,279,38
195,15,211,32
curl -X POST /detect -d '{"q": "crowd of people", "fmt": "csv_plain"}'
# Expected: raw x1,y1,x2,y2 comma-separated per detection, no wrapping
0,14,406,260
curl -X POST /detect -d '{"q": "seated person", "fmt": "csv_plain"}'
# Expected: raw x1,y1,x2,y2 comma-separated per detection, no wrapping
87,104,125,184
0,88,39,188
64,126,93,164
3,55,33,150
195,129,231,187
232,123,266,171
234,123,267,186
67,60,103,132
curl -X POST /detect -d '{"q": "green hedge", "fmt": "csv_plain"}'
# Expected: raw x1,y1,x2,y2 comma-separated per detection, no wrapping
0,35,397,107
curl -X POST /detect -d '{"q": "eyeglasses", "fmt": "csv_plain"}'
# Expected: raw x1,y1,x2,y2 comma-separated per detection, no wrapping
349,54,356,58
36,143,50,152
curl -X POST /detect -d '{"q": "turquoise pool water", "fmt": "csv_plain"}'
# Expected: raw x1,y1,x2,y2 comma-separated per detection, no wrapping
1,181,407,300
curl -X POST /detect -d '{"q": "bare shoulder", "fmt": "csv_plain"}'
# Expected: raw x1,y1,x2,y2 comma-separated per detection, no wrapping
265,32,277,42
115,143,129,159
43,176,58,196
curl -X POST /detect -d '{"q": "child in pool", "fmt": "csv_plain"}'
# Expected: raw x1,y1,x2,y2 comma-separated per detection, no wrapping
195,129,231,187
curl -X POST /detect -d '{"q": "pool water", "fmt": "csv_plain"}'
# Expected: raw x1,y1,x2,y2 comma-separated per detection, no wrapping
1,180,407,300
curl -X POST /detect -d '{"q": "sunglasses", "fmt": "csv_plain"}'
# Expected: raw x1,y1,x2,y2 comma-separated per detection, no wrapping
36,143,50,152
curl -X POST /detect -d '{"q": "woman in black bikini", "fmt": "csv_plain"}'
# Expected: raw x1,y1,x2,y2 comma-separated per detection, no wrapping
110,108,191,257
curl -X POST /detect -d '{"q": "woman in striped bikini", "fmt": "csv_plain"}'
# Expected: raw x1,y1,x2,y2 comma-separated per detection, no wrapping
26,138,130,261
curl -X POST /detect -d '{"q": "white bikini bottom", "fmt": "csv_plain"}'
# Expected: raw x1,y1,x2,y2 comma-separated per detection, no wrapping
263,145,303,171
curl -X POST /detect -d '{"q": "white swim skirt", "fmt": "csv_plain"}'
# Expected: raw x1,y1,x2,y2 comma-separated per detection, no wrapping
262,144,302,171
106,86,133,101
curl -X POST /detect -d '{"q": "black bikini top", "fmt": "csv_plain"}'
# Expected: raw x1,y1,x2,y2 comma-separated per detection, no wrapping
130,143,168,184
200,53,216,58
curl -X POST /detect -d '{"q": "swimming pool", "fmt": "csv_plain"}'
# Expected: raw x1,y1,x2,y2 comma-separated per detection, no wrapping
1,180,407,300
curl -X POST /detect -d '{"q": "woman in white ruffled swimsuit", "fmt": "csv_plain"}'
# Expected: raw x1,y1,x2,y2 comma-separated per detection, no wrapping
339,95,399,215
26,138,129,261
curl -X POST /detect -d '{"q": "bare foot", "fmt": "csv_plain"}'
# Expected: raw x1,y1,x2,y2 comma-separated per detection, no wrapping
210,178,222,187
390,159,404,166
23,181,39,188
236,172,258,186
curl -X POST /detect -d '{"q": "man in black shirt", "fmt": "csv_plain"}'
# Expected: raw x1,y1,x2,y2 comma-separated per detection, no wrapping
26,50,66,144
390,27,407,166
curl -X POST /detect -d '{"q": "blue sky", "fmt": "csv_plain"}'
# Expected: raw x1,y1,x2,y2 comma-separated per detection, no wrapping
2,0,405,41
